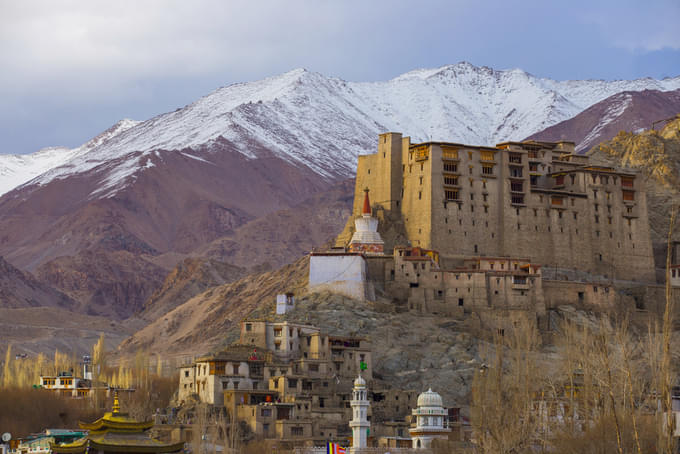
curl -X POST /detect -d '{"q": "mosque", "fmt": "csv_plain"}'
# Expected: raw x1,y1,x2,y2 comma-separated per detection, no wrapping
347,374,451,453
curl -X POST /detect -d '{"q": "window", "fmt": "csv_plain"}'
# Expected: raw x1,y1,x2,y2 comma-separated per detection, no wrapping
622,190,635,201
481,150,495,161
510,166,523,178
245,323,252,331
555,175,564,186
511,180,523,192
184,371,189,378
443,161,458,172
511,194,525,205
621,177,634,188
444,176,458,185
274,328,282,337
509,153,522,164
482,165,494,175
442,149,458,160
291,427,304,437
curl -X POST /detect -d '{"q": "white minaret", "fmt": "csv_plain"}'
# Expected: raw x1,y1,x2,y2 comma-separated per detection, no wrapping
349,374,370,453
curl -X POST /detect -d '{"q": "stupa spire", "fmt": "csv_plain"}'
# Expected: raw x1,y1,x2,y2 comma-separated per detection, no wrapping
362,188,371,216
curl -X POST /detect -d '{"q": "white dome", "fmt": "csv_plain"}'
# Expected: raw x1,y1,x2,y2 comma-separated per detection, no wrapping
354,375,366,388
417,388,442,408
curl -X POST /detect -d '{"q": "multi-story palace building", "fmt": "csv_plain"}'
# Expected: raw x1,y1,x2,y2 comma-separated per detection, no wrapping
337,133,655,283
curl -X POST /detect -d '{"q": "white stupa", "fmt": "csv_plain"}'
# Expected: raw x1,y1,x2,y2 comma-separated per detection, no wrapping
349,374,370,453
349,189,384,255
409,388,451,449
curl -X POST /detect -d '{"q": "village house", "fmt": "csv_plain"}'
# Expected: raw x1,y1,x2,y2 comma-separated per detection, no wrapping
177,316,435,449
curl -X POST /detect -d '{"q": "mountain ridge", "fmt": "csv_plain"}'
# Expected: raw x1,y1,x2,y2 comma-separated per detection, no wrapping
2,63,679,198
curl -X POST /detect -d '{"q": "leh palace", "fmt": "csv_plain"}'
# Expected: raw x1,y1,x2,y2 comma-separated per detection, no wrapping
161,132,680,453
313,131,676,330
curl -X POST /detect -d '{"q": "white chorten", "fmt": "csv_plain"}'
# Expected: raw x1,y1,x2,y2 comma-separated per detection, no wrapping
409,388,451,449
349,189,384,255
349,374,370,454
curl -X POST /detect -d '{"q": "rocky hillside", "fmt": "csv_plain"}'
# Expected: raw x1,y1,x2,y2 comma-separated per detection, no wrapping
139,257,246,322
527,89,680,152
114,252,481,406
35,250,169,318
116,256,311,358
589,115,680,275
0,256,75,309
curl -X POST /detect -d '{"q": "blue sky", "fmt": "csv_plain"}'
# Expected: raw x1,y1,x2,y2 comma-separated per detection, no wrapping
1,0,679,155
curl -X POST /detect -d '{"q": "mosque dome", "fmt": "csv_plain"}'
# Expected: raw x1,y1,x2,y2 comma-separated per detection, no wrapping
417,388,443,408
354,375,366,388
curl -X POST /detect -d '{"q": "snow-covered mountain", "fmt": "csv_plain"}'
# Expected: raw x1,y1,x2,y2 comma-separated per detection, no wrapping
528,88,680,152
2,62,680,197
0,119,139,195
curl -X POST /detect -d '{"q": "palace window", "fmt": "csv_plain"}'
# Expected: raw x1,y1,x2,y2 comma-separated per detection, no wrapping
443,161,458,172
621,177,634,188
555,175,565,186
622,190,635,201
444,176,458,186
442,149,458,160
510,166,523,178
509,153,522,164
445,190,459,201
511,194,525,205
480,151,495,161
511,181,523,192
482,165,494,175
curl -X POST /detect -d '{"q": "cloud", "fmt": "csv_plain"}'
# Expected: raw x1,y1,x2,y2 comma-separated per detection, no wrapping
0,0,678,154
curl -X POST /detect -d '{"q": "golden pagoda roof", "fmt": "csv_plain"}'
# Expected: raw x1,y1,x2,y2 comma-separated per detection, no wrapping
79,391,154,432
51,391,184,454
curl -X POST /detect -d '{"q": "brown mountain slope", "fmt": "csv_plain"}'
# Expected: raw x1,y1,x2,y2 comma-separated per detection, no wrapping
195,179,354,270
116,256,310,357
139,257,246,322
589,114,680,277
35,250,169,318
0,256,76,309
0,143,335,318
527,89,680,152
0,144,330,271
